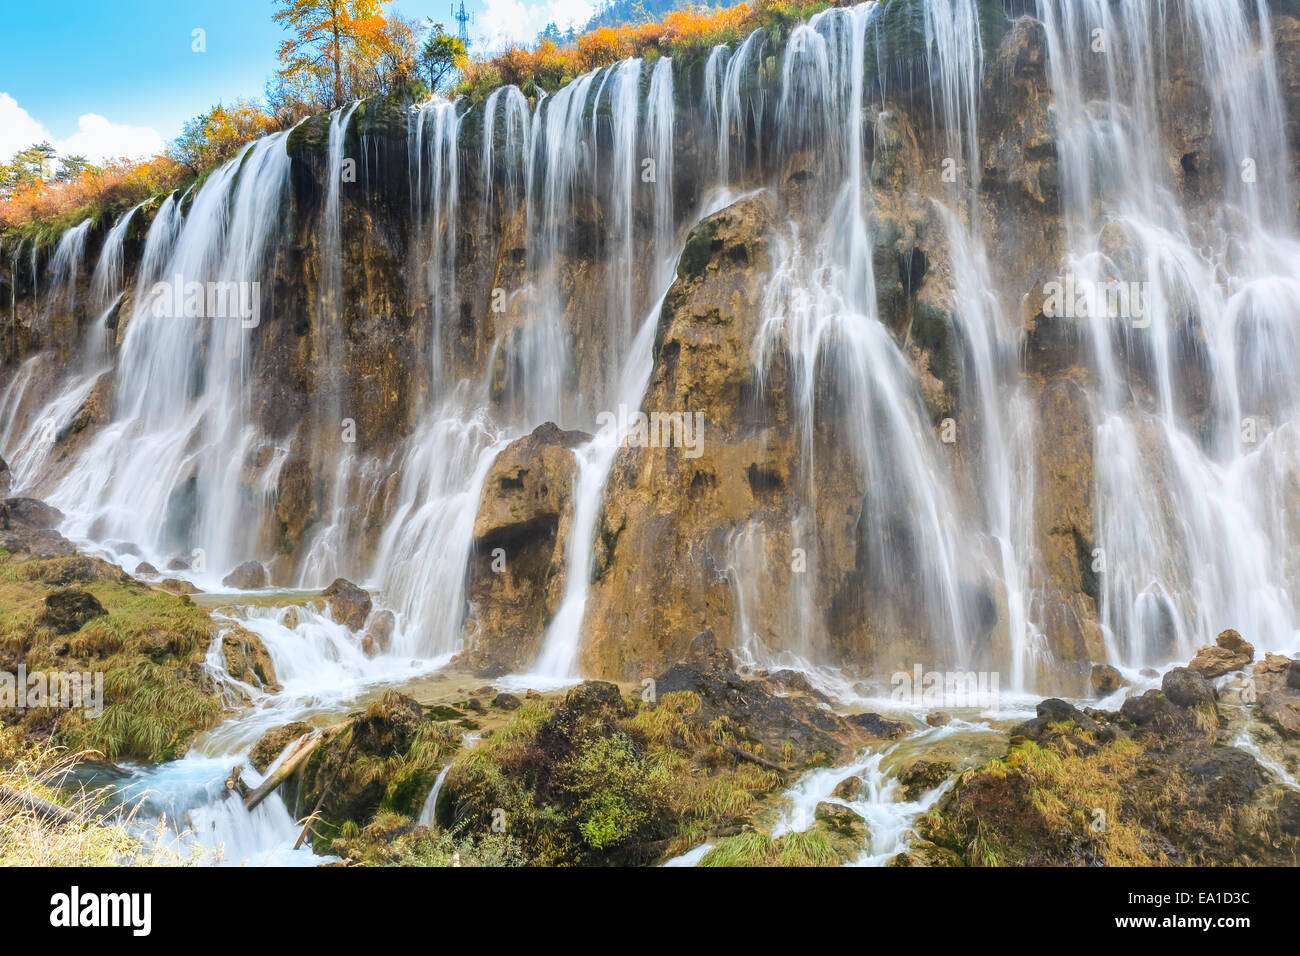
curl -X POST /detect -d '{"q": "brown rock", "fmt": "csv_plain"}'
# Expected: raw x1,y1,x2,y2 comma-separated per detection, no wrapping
1189,629,1254,678
220,624,280,691
157,578,200,595
320,577,372,631
361,608,395,656
1091,664,1126,695
222,560,268,590
249,721,315,773
460,422,584,676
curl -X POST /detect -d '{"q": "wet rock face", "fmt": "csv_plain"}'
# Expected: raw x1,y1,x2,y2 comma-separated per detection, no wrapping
579,195,785,680
220,624,280,692
460,423,586,676
1030,378,1104,668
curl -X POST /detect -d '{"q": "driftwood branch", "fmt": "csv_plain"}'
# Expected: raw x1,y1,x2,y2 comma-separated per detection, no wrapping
0,785,79,826
243,732,323,812
720,743,789,776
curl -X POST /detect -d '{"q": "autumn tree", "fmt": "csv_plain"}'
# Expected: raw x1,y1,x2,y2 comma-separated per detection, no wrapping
169,100,278,173
272,0,391,110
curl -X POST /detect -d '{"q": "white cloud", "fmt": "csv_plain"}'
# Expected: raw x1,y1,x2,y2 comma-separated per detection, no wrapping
57,113,166,165
0,93,51,161
0,92,165,167
477,0,598,51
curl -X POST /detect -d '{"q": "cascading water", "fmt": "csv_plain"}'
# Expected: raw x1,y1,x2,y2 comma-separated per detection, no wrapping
49,133,296,579
1036,0,1300,666
4,0,1299,867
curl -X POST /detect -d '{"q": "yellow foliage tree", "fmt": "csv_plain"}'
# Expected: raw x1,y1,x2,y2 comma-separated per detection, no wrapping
273,0,392,109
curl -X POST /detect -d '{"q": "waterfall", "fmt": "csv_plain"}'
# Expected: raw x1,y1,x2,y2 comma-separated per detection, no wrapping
49,133,294,578
3,0,1297,707
85,201,146,364
1037,0,1300,665
43,219,91,334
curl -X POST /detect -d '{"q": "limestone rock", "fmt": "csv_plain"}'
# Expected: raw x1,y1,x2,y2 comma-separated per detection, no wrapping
1162,667,1215,708
815,801,865,837
220,624,280,692
320,577,372,631
1091,664,1126,695
222,560,268,590
249,721,315,773
460,422,584,676
1189,629,1254,678
361,608,395,656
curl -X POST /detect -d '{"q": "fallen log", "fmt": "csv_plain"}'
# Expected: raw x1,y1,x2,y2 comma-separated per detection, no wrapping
720,743,789,776
0,785,79,826
243,732,323,812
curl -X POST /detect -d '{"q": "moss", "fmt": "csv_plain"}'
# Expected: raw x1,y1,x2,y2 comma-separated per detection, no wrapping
678,218,718,281
439,683,785,866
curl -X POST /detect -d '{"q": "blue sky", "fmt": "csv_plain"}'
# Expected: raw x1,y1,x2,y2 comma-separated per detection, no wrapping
0,0,598,162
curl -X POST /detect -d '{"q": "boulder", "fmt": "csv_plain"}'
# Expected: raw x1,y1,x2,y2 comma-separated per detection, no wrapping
2,497,64,530
1188,628,1254,678
37,588,107,634
1162,667,1215,708
157,578,200,595
221,560,268,590
831,776,862,801
899,759,956,800
0,527,76,558
320,577,372,631
0,457,9,497
1091,663,1126,695
220,625,280,691
361,608,395,656
493,692,522,711
815,801,866,837
134,561,159,576
925,711,951,727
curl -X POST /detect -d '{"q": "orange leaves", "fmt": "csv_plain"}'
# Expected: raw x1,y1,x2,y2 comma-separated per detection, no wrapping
0,156,188,232
461,3,762,99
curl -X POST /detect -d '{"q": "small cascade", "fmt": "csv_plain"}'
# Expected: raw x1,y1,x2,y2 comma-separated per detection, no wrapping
43,218,91,334
86,201,147,362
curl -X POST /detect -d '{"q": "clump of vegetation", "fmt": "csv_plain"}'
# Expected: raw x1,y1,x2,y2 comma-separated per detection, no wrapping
438,683,785,865
917,701,1300,866
698,826,845,866
0,551,223,762
328,810,528,866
